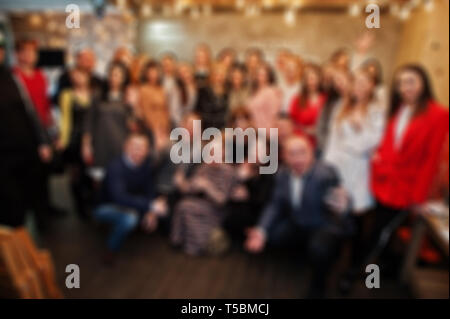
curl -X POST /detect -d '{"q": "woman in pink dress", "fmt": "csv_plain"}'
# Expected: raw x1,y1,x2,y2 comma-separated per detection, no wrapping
246,64,282,132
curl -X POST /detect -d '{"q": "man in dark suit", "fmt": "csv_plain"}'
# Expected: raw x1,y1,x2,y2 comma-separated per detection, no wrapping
245,135,352,298
94,133,167,264
0,57,53,229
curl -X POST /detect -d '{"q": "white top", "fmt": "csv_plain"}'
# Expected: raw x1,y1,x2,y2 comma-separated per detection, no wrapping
394,105,413,150
290,175,304,209
280,82,301,114
323,100,386,213
163,76,182,125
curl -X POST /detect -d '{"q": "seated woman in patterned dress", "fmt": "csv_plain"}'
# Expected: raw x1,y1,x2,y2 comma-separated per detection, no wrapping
170,138,249,256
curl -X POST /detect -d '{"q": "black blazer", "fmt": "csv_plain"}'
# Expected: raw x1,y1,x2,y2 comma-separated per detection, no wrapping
0,67,49,155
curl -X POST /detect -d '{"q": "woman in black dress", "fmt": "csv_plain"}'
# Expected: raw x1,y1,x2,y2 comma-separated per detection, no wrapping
195,64,229,130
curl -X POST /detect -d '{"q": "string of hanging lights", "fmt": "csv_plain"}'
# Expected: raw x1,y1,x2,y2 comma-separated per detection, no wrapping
21,0,437,30
111,0,436,25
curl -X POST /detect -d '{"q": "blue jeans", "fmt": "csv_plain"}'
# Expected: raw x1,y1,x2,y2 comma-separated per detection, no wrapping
93,205,139,252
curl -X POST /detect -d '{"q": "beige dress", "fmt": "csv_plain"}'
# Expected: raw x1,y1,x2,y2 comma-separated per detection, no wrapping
139,85,170,151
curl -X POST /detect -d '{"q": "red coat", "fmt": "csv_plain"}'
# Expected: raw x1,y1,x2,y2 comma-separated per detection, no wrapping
14,67,52,128
371,101,449,209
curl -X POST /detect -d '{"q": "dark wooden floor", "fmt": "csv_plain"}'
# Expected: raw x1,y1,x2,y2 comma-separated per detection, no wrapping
32,176,410,299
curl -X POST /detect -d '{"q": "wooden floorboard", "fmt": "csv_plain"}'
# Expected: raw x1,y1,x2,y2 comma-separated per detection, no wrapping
31,175,411,299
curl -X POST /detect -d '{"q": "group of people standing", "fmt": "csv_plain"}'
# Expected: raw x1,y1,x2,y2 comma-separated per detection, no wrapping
0,35,448,298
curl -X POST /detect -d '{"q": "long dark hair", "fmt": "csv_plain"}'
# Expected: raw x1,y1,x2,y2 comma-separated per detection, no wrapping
389,64,435,118
252,63,276,93
227,63,248,91
298,63,324,109
102,61,130,100
176,77,189,106
140,60,163,85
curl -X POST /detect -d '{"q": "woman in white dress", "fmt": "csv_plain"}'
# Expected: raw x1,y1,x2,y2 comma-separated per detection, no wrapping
324,68,386,287
324,68,386,213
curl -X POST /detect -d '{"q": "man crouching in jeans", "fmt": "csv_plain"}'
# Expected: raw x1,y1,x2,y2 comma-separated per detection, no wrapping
94,133,167,265
245,135,353,298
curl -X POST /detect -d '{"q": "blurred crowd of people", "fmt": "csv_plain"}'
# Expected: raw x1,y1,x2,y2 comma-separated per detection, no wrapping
0,33,448,298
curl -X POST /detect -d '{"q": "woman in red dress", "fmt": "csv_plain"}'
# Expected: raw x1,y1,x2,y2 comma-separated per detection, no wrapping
289,64,327,147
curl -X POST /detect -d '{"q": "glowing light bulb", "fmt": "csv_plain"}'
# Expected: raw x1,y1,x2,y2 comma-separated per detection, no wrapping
292,0,303,10
29,14,43,28
399,7,411,20
424,0,435,12
174,0,187,16
236,0,245,10
263,0,274,9
284,9,296,26
141,4,153,17
348,4,361,17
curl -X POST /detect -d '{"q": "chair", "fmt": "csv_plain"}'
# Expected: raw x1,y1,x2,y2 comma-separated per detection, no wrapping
0,226,63,298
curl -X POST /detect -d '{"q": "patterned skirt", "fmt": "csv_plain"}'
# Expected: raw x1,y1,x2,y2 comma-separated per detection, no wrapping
171,197,223,255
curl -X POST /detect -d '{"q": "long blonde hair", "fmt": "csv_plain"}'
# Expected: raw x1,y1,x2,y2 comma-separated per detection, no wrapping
336,69,375,125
